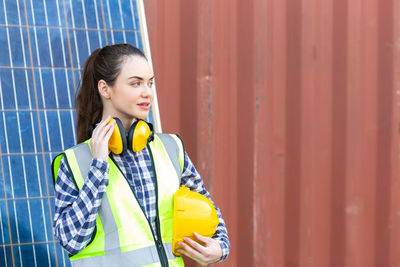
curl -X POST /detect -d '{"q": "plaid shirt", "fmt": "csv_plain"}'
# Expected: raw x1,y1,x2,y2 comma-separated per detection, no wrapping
53,145,230,262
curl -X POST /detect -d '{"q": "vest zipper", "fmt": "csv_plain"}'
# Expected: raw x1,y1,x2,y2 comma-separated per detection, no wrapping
110,153,169,267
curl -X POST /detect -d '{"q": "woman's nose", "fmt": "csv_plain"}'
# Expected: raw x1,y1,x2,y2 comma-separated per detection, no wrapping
141,84,153,97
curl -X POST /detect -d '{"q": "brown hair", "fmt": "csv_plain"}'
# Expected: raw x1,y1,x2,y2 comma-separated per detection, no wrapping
75,44,146,143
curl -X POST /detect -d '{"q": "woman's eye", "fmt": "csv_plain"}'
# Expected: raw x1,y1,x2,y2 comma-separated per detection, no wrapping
148,81,154,87
130,81,140,87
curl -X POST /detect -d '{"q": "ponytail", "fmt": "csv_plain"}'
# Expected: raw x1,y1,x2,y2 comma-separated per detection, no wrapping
75,48,102,143
75,44,147,143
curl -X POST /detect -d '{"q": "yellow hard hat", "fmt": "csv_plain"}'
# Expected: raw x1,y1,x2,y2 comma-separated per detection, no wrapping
172,185,219,256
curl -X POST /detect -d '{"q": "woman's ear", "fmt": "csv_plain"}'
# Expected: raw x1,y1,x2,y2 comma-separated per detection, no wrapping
98,79,111,99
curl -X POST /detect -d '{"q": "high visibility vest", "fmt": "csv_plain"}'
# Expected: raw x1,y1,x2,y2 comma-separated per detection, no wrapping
52,134,186,267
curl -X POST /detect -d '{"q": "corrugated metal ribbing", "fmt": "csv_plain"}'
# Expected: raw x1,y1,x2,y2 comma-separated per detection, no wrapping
145,0,400,266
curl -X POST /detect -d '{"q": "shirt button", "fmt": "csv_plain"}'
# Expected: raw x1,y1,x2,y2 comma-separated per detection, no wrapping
137,186,142,190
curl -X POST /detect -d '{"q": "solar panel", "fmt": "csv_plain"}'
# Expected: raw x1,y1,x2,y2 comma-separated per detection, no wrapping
0,0,155,265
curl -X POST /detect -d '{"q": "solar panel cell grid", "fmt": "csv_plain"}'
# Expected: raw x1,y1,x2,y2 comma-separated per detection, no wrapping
0,0,148,265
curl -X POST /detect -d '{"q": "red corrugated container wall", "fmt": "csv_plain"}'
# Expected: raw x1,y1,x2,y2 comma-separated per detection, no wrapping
145,0,400,266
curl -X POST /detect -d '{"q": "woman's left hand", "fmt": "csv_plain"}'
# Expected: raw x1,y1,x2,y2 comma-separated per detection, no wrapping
176,232,222,266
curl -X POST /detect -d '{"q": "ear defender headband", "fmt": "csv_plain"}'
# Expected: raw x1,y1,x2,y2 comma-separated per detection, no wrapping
107,117,154,154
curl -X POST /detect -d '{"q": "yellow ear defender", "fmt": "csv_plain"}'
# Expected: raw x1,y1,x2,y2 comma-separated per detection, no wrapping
128,119,154,152
107,117,154,154
107,118,127,154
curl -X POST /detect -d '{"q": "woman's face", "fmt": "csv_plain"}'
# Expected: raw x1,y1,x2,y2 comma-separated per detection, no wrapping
109,55,154,120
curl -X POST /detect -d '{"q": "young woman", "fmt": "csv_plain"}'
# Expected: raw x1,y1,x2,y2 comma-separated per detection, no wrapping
52,44,230,266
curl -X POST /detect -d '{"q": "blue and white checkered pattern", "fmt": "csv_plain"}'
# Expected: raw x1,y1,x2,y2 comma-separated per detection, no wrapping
53,147,230,261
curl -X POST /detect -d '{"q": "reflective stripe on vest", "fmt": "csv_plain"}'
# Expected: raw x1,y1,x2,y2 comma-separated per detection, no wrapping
71,243,176,267
57,134,185,267
157,134,184,183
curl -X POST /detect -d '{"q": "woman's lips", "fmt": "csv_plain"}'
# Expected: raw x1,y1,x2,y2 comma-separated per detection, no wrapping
138,102,151,110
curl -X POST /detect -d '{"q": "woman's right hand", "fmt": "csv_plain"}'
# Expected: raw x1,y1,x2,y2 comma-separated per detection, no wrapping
90,115,116,161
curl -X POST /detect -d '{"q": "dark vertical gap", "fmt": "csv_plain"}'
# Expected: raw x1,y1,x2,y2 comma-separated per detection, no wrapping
179,1,198,163
374,0,393,265
236,0,255,266
284,0,302,265
330,0,348,265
